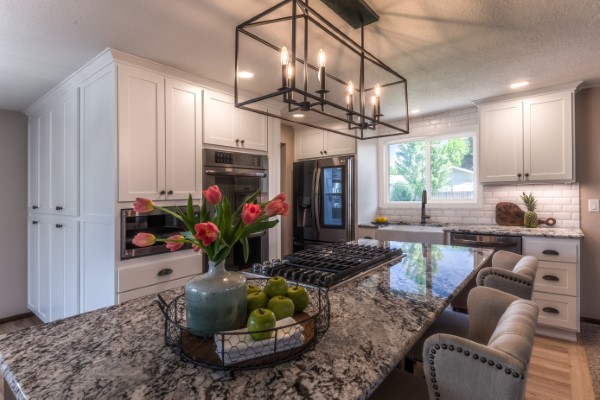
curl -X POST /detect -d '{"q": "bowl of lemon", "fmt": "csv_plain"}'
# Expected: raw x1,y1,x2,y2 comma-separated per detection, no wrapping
373,216,389,224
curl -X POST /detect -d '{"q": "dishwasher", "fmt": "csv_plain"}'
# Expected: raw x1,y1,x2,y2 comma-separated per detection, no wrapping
449,232,522,311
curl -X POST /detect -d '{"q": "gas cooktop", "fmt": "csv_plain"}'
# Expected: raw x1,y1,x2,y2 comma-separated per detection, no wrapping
249,242,403,288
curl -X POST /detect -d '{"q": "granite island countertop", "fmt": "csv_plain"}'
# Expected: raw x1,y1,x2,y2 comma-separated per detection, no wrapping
0,241,493,400
358,223,584,239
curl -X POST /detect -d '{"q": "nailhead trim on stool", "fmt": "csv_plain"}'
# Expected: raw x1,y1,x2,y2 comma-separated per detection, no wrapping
427,342,524,399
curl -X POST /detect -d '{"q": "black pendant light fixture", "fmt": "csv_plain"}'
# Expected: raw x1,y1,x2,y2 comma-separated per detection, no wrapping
234,0,409,140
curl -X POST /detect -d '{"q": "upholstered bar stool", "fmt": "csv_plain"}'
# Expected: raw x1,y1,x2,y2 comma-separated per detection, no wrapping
476,250,538,299
423,286,539,400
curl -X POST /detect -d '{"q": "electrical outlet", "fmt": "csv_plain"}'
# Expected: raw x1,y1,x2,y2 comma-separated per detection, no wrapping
589,199,599,212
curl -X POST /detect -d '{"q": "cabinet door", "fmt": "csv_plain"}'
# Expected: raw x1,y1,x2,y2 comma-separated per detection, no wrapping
479,100,523,183
36,218,52,322
295,129,325,159
49,218,79,321
50,88,80,216
524,92,573,181
28,118,41,212
203,90,236,148
325,131,356,156
118,64,166,202
165,78,203,200
235,105,268,152
27,218,40,314
38,111,53,213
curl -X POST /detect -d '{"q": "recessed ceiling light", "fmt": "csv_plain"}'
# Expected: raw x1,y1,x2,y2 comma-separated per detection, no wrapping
410,109,420,114
293,114,304,118
510,81,530,89
237,71,254,79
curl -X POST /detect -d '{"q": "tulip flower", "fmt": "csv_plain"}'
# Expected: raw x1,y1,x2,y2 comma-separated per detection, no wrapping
194,222,219,246
133,198,155,213
192,244,201,253
202,185,222,205
272,193,286,202
242,203,262,224
132,232,156,247
165,235,185,252
265,199,289,217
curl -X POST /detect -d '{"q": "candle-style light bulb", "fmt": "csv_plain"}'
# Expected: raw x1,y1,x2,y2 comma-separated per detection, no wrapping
371,95,377,120
287,64,294,79
281,46,290,66
280,46,290,89
318,49,326,68
375,83,381,117
317,49,327,94
347,81,354,95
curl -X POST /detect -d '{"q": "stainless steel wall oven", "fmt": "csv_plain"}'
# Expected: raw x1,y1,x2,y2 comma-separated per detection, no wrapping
202,149,269,271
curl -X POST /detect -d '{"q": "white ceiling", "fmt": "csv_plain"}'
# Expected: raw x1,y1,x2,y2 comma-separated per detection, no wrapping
1,0,600,116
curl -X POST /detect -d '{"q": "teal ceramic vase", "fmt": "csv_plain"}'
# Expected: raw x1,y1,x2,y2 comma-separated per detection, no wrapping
185,259,247,336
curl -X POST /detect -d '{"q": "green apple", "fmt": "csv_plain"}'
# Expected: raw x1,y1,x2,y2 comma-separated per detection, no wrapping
263,276,288,298
247,308,276,341
247,291,268,315
247,284,260,295
287,286,310,312
267,295,295,320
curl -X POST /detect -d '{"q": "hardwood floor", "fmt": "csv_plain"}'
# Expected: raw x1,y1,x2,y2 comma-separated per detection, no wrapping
0,315,596,400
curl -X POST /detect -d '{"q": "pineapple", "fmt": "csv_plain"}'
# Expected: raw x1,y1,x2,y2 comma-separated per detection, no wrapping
521,192,538,228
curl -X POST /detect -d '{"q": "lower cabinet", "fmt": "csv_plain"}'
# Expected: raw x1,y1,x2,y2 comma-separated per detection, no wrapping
524,237,580,341
28,216,79,323
357,227,378,240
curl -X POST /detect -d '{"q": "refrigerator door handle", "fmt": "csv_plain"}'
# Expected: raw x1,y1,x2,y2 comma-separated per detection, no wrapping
314,167,321,234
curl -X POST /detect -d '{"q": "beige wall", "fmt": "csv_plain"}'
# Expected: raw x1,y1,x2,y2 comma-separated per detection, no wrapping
280,125,295,256
576,87,600,320
0,110,28,319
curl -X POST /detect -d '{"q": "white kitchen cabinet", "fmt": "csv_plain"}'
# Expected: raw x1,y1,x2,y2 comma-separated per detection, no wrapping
27,216,79,323
357,226,377,239
28,88,79,216
118,65,203,201
524,236,580,341
295,128,356,160
479,90,574,183
203,90,268,152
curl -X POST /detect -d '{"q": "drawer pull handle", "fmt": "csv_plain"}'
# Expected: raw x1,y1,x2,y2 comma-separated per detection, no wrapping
55,224,63,228
542,249,559,256
543,307,559,314
542,275,559,281
56,206,63,211
32,205,39,209
157,268,173,277
32,221,39,225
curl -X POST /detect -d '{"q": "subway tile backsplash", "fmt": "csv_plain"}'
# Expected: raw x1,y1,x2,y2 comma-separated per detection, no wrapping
379,183,580,228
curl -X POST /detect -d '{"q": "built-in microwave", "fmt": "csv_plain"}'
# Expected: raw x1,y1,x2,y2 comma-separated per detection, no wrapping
120,206,200,260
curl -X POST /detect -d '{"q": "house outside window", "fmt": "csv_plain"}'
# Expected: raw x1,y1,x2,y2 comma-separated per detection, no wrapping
380,133,478,206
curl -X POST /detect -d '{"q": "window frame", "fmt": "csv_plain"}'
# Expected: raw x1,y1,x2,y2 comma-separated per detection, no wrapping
378,131,481,208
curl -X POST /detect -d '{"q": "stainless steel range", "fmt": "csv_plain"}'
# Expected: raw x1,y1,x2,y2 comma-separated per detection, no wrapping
250,242,403,288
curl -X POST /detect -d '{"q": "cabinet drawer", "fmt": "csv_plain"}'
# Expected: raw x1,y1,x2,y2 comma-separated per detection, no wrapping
523,237,578,263
533,261,577,296
118,276,191,303
118,253,203,293
532,292,577,330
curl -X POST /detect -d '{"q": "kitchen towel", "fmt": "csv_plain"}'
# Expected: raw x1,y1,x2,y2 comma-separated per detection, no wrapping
214,317,305,365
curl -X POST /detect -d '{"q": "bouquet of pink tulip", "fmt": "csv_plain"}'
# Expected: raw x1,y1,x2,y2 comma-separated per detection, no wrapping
132,185,288,265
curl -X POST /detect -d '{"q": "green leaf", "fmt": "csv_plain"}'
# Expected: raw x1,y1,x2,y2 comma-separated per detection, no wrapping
187,194,196,224
200,196,209,222
240,236,249,263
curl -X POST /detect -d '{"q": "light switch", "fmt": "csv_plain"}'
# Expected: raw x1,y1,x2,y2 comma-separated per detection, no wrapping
589,199,600,212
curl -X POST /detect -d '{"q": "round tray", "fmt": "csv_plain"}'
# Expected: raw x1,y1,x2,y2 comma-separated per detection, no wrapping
156,278,330,372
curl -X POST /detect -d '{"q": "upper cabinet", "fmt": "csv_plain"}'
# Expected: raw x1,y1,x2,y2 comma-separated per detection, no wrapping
118,65,203,202
28,87,79,216
295,128,356,160
479,90,574,184
203,90,268,152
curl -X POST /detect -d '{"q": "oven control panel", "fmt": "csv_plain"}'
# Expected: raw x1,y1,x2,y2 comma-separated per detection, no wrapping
211,150,267,169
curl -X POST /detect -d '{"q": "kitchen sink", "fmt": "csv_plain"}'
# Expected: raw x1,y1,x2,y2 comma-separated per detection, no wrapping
375,224,446,244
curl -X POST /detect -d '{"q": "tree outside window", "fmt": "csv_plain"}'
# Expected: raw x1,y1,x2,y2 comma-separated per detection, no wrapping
388,135,474,202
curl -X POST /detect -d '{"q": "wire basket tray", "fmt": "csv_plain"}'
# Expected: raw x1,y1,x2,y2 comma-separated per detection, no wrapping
156,278,330,372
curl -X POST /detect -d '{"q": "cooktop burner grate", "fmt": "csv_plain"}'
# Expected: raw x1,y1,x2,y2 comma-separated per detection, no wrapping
249,243,403,288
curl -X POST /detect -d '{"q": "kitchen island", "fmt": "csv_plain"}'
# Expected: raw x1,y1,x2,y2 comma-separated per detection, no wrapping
0,241,492,400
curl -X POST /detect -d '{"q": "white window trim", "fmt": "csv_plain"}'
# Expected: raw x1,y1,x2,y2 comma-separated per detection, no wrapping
378,131,483,209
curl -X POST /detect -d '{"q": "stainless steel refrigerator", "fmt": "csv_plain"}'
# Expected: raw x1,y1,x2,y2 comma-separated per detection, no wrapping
293,156,355,251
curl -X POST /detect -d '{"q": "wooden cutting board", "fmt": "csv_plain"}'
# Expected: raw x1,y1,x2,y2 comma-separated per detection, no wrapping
496,202,525,226
495,202,557,226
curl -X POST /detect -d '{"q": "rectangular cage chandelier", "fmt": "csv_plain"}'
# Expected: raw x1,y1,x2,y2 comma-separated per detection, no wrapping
234,0,410,140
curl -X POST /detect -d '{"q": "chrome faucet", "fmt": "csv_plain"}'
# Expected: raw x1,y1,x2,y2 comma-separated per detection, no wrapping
421,189,430,224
